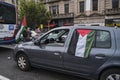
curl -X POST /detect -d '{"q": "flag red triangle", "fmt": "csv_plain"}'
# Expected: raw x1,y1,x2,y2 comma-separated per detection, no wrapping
77,30,91,37
22,16,26,26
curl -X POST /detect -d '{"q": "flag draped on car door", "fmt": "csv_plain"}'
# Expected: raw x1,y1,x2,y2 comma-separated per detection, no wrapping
75,29,95,58
15,16,27,42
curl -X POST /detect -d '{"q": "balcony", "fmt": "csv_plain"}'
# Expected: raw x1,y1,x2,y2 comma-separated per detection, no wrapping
75,11,104,18
40,0,46,3
105,8,120,15
52,13,74,19
75,12,87,18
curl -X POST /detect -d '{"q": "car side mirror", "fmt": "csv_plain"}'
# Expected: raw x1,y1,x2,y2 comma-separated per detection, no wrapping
34,40,40,46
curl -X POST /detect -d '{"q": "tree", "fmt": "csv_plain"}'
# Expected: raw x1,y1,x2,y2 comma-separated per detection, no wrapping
18,0,51,29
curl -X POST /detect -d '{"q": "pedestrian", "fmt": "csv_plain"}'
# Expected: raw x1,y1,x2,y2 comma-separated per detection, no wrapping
35,27,40,34
22,27,31,42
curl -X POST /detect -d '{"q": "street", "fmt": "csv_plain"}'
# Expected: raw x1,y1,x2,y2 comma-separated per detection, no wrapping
0,47,89,80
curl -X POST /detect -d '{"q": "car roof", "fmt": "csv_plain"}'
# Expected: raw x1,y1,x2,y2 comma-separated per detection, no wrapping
54,26,120,31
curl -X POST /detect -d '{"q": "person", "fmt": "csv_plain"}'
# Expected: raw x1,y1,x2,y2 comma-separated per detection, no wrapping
31,30,38,41
22,27,31,42
35,27,40,34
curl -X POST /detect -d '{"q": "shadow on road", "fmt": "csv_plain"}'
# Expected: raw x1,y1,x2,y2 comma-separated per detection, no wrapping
31,68,84,80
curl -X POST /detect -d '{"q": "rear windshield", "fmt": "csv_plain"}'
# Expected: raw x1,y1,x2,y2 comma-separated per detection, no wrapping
0,3,16,24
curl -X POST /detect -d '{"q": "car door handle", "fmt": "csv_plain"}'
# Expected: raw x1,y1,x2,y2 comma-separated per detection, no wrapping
54,52,60,56
95,54,106,59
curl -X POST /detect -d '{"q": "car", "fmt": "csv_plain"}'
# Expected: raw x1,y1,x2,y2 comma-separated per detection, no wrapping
13,26,120,80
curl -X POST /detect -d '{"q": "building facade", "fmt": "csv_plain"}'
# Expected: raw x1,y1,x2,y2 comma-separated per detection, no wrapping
43,0,120,27
2,0,120,27
74,0,105,26
42,0,105,26
43,0,74,27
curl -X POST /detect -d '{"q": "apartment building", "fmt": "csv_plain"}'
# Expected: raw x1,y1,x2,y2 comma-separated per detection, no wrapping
44,0,120,27
42,0,105,26
2,0,120,27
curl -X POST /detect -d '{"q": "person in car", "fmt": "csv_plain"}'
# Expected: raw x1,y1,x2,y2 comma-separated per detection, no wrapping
22,27,31,42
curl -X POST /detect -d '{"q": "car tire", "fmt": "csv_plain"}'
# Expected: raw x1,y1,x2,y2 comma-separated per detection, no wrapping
16,54,31,71
100,69,120,80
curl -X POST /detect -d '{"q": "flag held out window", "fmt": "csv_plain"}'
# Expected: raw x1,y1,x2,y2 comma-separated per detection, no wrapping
75,29,95,58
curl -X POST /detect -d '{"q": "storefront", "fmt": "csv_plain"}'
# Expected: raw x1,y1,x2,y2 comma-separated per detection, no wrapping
105,18,120,27
51,18,74,27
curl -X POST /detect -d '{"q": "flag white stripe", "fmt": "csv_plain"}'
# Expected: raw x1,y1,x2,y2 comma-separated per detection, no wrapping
75,34,87,57
15,25,24,41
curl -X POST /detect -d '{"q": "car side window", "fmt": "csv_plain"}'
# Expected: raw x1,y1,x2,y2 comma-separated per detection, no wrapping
40,29,69,46
95,31,111,48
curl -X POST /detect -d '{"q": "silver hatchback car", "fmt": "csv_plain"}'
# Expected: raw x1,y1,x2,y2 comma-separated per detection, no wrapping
14,26,120,80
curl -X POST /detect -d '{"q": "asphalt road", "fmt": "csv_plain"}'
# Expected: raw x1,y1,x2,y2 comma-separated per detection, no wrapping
0,47,89,80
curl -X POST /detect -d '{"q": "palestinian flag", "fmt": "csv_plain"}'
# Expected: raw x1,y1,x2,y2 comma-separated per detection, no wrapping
15,16,27,42
75,29,95,58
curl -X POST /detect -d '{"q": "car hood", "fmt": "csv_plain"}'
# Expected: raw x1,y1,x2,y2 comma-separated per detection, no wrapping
17,41,34,48
22,41,33,46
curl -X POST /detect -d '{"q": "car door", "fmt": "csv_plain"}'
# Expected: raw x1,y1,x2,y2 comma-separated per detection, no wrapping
29,29,69,68
64,28,115,76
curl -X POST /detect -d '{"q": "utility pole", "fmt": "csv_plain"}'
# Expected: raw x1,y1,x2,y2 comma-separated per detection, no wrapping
14,0,18,27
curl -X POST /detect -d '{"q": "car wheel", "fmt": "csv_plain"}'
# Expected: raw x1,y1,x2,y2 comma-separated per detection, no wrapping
100,69,120,80
16,54,31,71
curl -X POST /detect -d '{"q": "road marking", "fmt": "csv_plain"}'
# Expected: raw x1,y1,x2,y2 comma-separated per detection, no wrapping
0,75,10,80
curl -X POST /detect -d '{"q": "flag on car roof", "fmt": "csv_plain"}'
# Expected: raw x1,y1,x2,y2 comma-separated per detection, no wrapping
75,29,95,58
15,16,27,42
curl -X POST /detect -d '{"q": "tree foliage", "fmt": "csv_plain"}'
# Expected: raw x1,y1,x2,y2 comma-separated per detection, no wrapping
18,0,51,29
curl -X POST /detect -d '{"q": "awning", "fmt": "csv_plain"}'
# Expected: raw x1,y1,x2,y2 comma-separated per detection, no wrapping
64,22,72,26
44,24,57,28
49,23,57,27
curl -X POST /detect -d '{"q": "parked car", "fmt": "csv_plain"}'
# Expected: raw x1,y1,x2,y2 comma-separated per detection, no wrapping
13,26,120,80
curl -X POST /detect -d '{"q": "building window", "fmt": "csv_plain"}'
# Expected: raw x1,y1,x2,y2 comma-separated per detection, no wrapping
64,4,69,14
92,0,98,11
79,1,84,13
12,0,15,4
112,0,119,9
50,5,59,15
